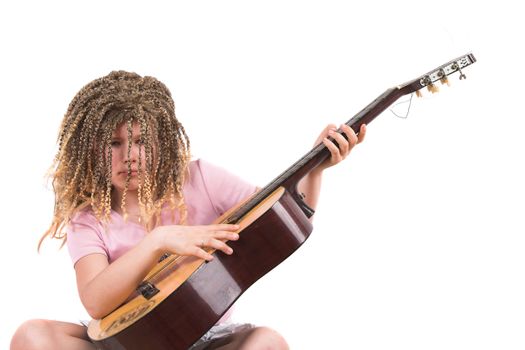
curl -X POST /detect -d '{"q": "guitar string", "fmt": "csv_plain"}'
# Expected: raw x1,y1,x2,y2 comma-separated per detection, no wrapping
145,255,182,283
389,92,414,119
144,246,219,284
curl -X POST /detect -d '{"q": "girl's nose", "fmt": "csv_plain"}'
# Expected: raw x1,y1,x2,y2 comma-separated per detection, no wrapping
125,143,140,163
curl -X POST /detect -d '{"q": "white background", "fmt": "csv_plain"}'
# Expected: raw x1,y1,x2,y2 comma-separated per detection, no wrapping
1,1,524,349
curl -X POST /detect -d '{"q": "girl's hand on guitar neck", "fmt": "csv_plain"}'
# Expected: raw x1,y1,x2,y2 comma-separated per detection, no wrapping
298,123,366,215
316,123,366,172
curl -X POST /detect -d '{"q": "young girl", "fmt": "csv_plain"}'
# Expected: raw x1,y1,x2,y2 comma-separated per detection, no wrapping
10,70,366,350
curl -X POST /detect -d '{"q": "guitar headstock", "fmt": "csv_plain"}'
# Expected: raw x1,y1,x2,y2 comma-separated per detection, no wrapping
398,53,476,97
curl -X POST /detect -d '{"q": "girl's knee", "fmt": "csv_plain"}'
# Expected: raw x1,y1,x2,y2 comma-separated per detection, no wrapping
246,326,289,350
10,319,55,350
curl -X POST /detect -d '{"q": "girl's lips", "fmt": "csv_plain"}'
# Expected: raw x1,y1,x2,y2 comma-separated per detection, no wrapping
119,170,138,176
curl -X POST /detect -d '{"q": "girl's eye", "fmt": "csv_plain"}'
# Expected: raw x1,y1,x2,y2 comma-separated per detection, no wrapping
110,141,121,147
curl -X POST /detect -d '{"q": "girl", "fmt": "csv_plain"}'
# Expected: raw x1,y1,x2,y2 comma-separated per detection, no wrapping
10,70,366,350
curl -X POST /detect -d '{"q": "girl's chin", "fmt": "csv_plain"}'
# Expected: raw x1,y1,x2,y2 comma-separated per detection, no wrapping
112,182,140,193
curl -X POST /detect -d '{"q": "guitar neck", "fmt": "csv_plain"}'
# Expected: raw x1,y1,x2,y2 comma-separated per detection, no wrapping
225,53,476,223
287,87,404,181
226,87,403,223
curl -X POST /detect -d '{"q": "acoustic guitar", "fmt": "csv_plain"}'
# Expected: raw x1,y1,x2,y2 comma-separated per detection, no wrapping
88,53,476,349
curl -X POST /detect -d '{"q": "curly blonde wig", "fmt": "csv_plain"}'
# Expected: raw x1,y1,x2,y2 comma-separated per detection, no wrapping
40,71,190,247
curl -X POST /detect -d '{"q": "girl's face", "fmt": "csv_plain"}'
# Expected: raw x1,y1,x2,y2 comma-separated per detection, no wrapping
110,122,149,194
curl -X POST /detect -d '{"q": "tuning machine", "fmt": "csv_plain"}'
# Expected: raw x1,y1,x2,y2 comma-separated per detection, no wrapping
438,69,450,86
451,62,467,80
419,75,439,94
415,75,433,96
427,83,439,94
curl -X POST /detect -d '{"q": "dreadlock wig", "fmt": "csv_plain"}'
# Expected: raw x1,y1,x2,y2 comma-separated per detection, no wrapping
41,71,190,246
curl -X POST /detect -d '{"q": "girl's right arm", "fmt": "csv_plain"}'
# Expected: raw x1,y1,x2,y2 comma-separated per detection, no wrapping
74,224,240,319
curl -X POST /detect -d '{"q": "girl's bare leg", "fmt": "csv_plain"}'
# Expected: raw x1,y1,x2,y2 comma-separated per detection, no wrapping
11,320,288,350
10,319,95,350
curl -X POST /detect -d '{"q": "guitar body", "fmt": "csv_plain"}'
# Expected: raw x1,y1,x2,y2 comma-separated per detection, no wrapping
89,187,313,349
88,53,476,349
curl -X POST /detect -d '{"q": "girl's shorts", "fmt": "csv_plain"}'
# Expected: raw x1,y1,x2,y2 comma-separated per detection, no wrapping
189,322,255,349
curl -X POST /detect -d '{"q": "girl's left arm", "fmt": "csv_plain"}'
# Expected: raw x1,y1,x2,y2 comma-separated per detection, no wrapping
297,123,366,216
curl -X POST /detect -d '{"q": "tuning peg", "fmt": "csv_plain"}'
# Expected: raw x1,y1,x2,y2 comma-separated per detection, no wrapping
427,83,439,94
458,68,466,80
452,62,467,80
440,76,450,86
436,69,450,86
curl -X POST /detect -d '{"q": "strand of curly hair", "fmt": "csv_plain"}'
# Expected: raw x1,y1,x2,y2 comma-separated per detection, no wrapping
39,71,191,249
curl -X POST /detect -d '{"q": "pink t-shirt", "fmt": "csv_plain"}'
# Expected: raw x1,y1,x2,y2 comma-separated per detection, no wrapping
66,159,256,265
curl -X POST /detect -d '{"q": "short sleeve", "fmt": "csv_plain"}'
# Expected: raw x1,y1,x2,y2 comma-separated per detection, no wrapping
195,159,257,217
66,211,109,266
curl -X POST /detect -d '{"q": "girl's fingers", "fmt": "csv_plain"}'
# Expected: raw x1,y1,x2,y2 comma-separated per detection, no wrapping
192,240,233,261
324,124,338,137
213,231,239,241
208,224,240,232
206,238,234,255
322,137,342,162
340,124,358,148
329,129,350,155
193,230,238,259
357,124,366,143
314,124,337,147
193,246,214,261
317,122,366,170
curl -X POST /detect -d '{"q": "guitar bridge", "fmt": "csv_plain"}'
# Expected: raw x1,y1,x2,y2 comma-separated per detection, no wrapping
137,281,160,300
